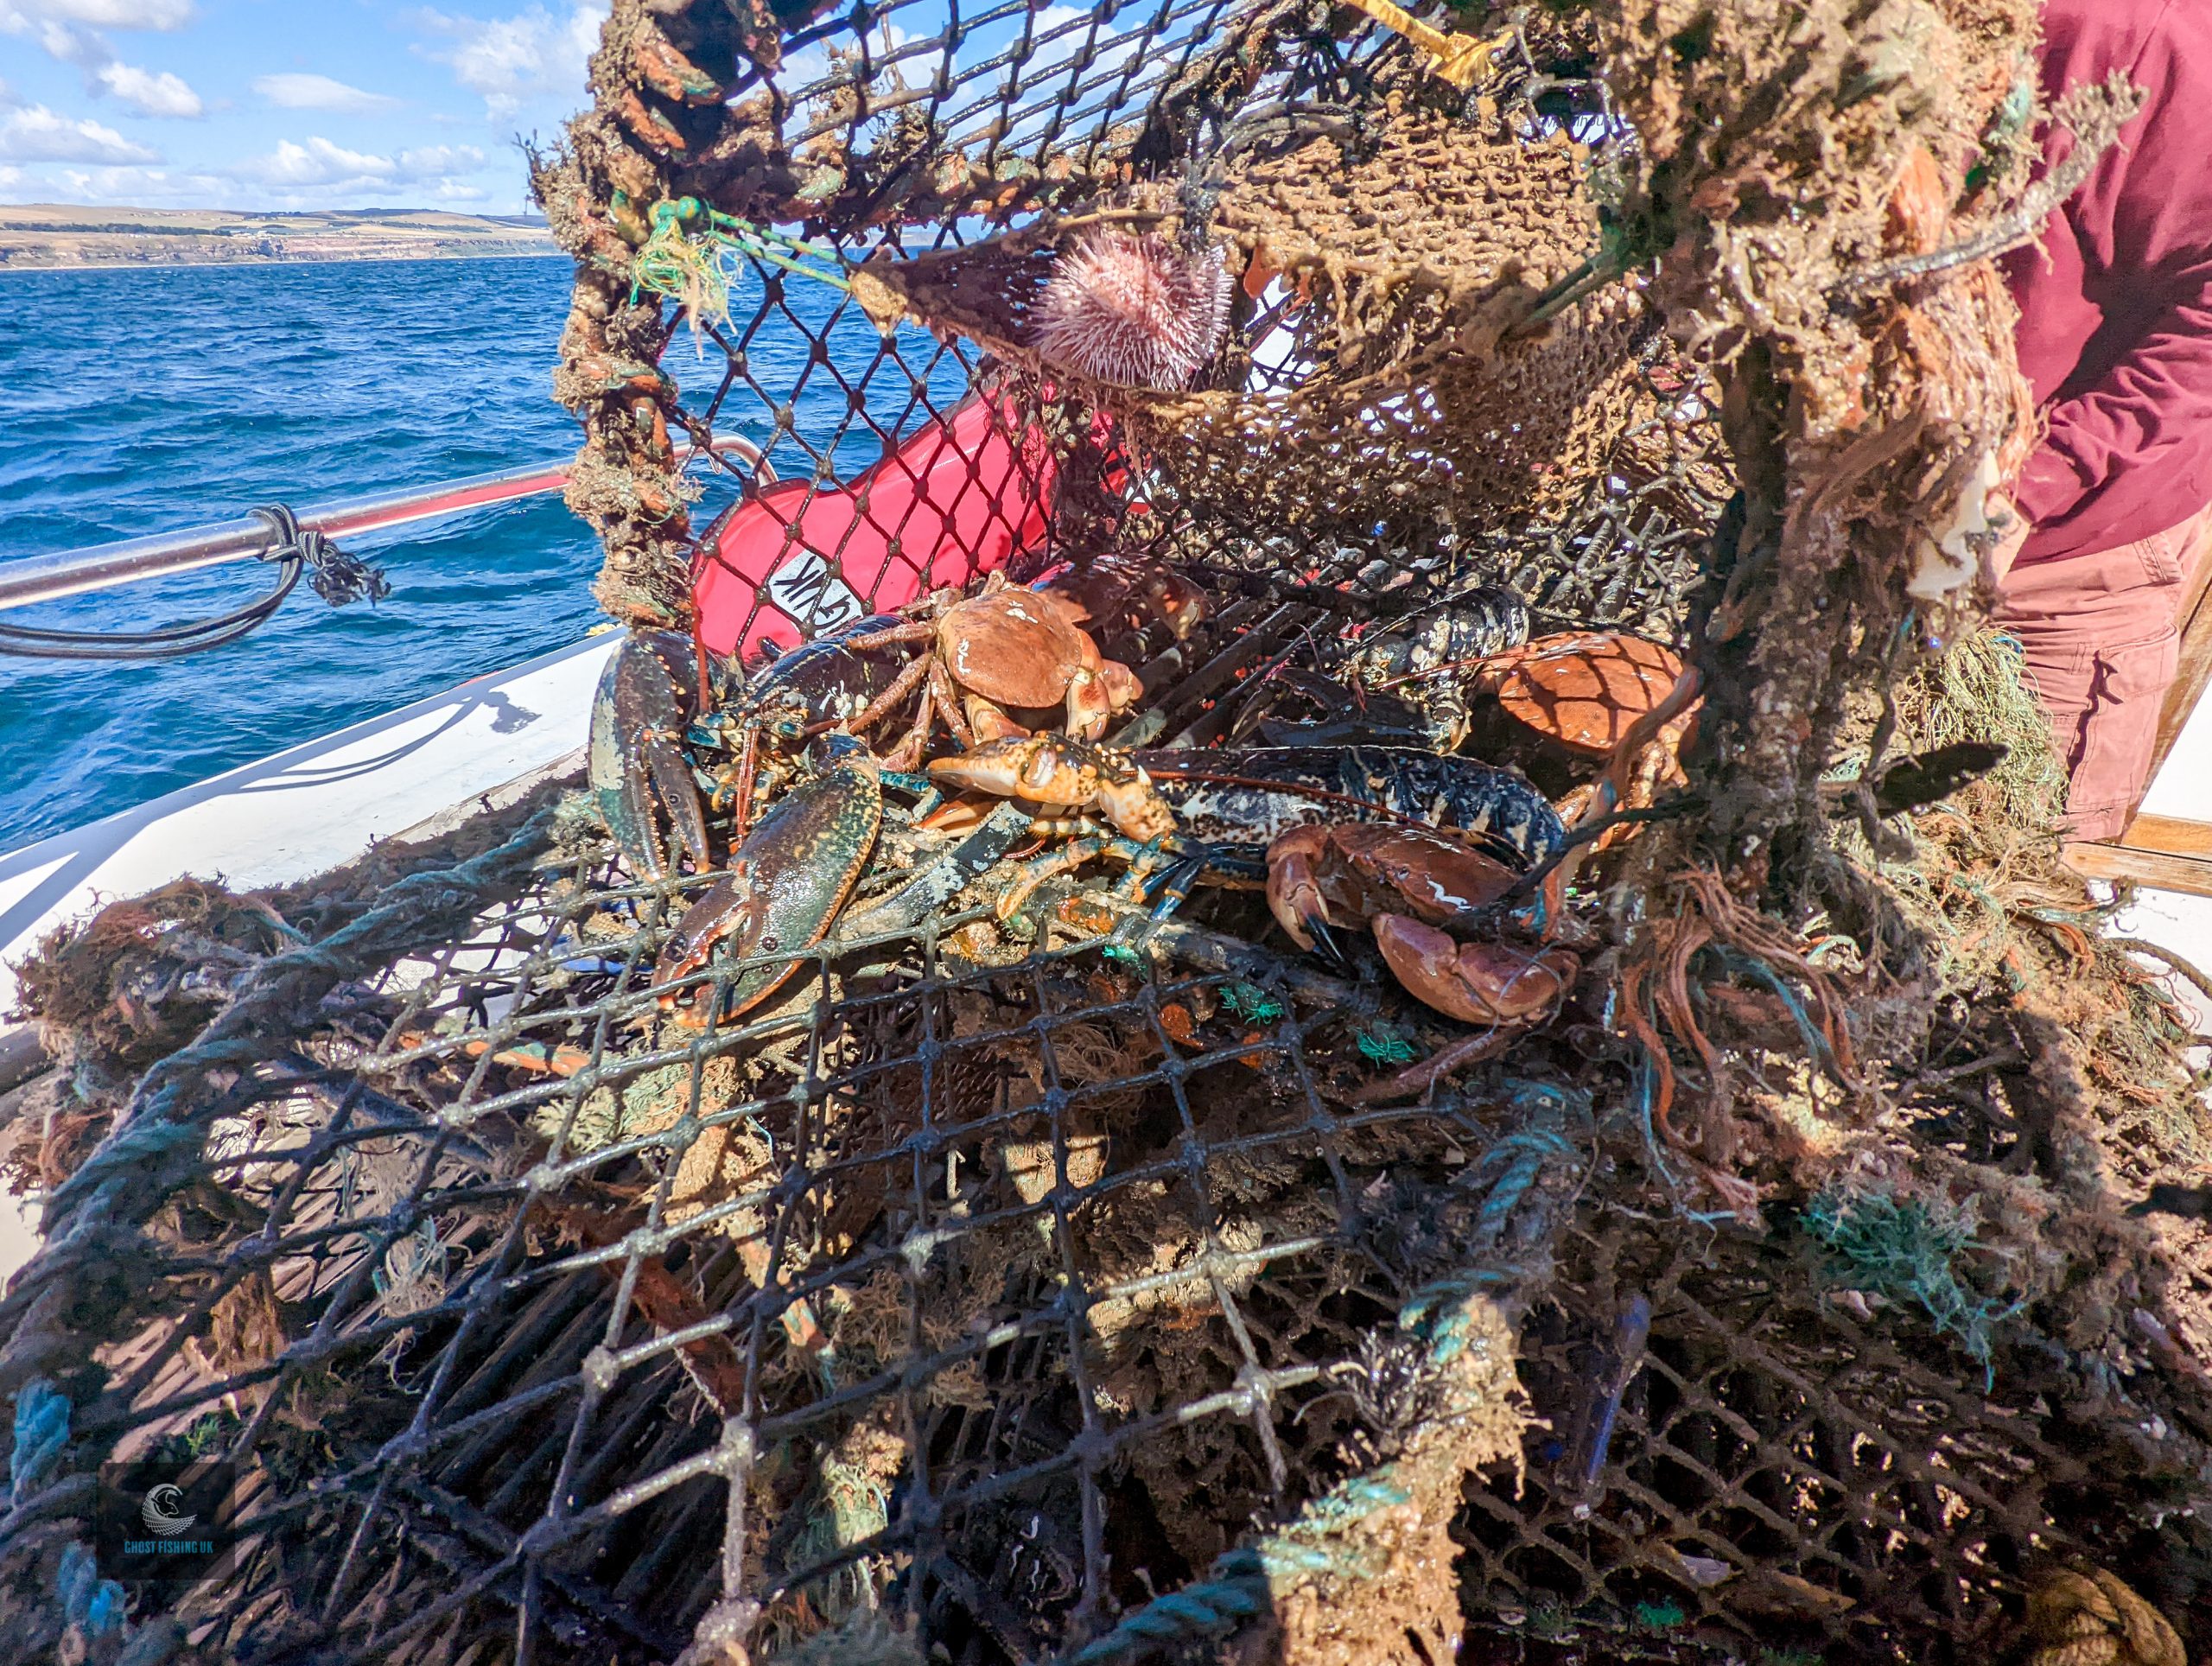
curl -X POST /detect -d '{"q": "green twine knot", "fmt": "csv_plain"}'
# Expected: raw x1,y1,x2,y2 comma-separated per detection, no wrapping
1220,981,1284,1022
1355,1026,1417,1064
629,199,849,341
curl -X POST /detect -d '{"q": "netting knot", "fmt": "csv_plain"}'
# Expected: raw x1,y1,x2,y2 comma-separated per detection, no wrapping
581,1344,623,1395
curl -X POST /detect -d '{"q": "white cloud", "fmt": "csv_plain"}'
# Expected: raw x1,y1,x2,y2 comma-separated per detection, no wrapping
1030,6,1145,84
0,102,158,162
231,135,486,190
41,162,220,200
253,73,398,114
0,0,193,30
416,0,606,117
1,0,203,118
92,60,200,117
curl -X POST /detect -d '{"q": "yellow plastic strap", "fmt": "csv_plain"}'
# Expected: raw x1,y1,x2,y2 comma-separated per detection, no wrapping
1338,0,1510,90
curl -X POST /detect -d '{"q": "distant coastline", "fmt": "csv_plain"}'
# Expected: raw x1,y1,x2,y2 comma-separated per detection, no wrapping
0,203,559,271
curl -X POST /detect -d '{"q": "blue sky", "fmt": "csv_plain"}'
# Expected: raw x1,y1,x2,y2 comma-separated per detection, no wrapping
0,3,1169,215
0,0,612,213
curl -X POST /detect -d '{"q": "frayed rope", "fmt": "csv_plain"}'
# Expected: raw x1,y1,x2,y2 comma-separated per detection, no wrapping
10,1378,68,1507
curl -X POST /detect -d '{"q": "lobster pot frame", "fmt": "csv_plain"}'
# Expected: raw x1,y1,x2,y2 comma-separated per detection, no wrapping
8,3,2212,1665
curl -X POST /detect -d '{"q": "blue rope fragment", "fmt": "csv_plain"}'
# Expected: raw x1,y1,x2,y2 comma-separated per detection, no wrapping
1068,1550,1271,1662
10,1378,69,1505
1707,945,1838,1077
58,1541,125,1638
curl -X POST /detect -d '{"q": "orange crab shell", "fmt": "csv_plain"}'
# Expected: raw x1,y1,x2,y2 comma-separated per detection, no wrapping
1473,631,1688,758
937,589,1100,708
1371,919,1580,1027
1265,823,1519,951
935,588,1141,734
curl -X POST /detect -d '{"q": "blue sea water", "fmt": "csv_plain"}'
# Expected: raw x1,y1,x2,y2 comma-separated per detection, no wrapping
0,254,966,849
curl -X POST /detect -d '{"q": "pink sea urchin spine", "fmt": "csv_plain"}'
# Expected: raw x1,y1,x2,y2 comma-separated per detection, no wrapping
1030,230,1234,391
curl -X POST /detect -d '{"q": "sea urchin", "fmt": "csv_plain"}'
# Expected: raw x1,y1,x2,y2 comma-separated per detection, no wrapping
1030,230,1233,391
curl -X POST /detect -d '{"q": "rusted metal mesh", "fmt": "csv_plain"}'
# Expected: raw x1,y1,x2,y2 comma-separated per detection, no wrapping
8,3,2212,1665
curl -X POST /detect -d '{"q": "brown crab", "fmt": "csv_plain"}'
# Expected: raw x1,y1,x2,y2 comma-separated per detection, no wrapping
1266,823,1579,1027
1045,557,1210,647
1472,630,1693,761
846,574,1141,765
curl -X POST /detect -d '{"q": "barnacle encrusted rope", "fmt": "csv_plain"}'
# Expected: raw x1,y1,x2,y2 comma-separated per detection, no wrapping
1071,1088,1578,1663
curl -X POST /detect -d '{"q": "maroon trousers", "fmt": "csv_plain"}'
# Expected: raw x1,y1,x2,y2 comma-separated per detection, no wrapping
1994,505,2212,839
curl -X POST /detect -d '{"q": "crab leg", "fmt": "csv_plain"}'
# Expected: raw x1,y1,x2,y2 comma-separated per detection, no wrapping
992,836,1112,921
989,834,1186,923
727,722,762,842
842,652,931,737
927,657,977,751
847,620,936,652
883,679,941,773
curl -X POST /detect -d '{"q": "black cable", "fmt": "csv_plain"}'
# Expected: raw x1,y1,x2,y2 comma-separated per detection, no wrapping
0,504,390,661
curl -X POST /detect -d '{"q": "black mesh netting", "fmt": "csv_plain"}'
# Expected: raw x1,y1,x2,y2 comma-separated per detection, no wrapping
8,3,2212,1665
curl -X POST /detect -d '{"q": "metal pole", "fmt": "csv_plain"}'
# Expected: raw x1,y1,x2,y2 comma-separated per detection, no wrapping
0,435,766,614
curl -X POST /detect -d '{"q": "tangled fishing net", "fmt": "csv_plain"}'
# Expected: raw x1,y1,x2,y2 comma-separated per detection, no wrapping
4,2,2212,1663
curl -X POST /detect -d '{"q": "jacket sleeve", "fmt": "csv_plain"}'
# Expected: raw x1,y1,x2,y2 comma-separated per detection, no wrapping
2013,10,2212,526
2015,259,2212,525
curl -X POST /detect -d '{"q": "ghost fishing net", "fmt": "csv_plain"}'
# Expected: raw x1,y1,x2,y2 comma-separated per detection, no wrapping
5,3,2212,1665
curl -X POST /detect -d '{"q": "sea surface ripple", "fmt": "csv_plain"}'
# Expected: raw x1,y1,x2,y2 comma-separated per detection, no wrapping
0,255,951,849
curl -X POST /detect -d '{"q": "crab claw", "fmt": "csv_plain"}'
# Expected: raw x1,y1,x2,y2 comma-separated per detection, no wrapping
1264,825,1338,955
929,734,1077,803
1065,665,1112,740
928,735,1176,841
590,631,711,882
1370,917,1578,1027
1093,767,1175,842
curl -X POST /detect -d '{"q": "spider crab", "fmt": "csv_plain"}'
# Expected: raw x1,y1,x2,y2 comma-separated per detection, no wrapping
1266,823,1578,1027
846,573,1142,765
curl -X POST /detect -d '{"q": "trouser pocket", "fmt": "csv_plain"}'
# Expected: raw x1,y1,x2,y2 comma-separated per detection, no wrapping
2067,624,2179,837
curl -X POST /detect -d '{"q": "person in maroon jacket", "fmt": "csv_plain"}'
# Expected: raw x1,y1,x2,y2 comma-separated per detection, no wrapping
1991,0,2212,840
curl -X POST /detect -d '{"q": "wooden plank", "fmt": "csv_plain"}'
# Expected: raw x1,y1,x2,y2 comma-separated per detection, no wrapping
2063,839,2212,897
2119,811,2212,861
2142,519,2212,792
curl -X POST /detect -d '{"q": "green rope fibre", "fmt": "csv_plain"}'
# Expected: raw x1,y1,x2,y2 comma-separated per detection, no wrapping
630,197,849,337
1801,1183,2022,1383
1831,630,2072,995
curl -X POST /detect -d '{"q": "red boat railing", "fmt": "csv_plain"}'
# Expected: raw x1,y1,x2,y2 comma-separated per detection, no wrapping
0,434,767,613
